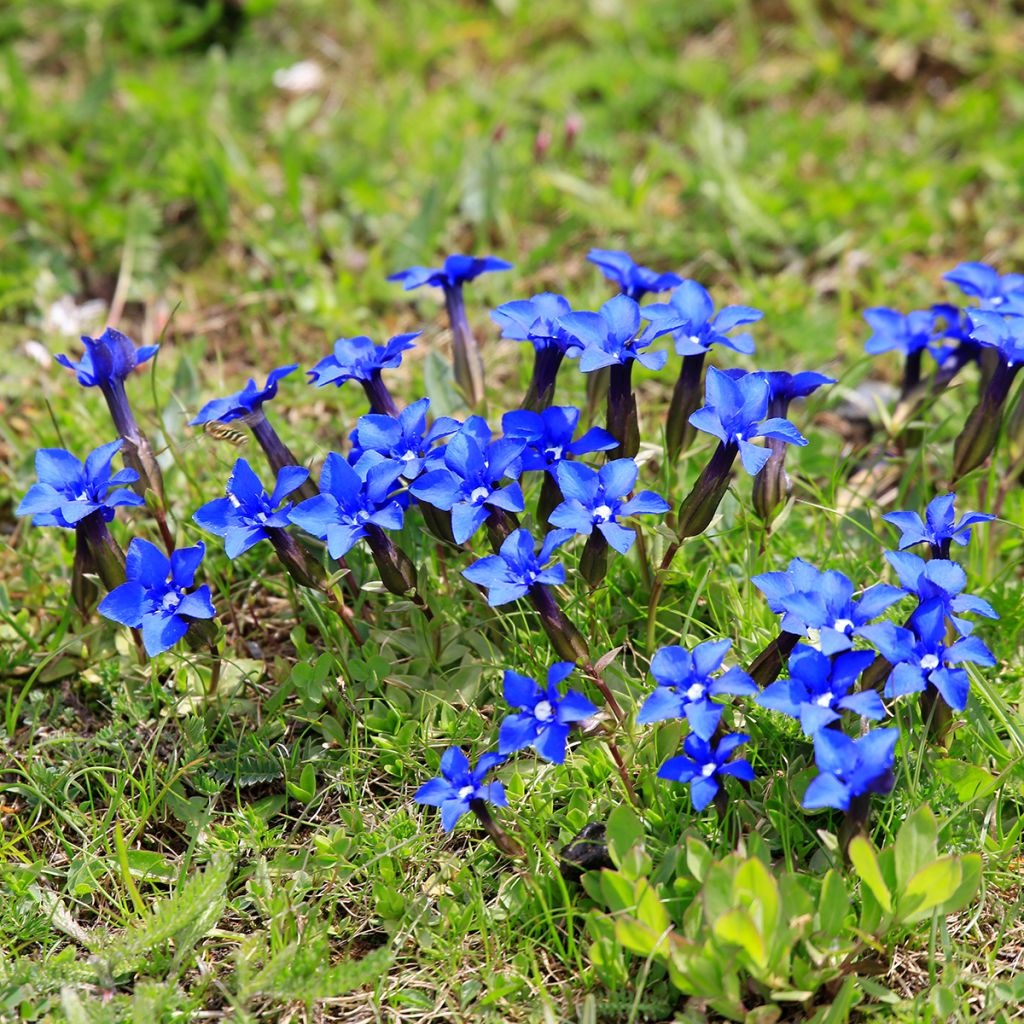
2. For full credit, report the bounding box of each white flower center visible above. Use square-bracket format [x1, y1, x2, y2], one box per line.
[546, 445, 564, 461]
[992, 296, 1004, 307]
[593, 504, 613, 522]
[735, 432, 746, 442]
[228, 493, 242, 508]
[400, 450, 416, 462]
[920, 653, 940, 671]
[75, 488, 91, 502]
[256, 511, 269, 524]
[534, 700, 554, 722]
[701, 762, 717, 778]
[162, 591, 181, 612]
[355, 509, 369, 523]
[833, 618, 854, 634]
[471, 486, 491, 504]
[688, 334, 702, 345]
[815, 692, 833, 707]
[685, 683, 705, 702]
[457, 785, 475, 800]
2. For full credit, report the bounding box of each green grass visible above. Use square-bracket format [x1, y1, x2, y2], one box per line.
[2, 1, 1024, 1021]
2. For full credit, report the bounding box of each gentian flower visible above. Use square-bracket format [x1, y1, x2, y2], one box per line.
[586, 248, 682, 301]
[637, 639, 758, 740]
[410, 418, 525, 544]
[389, 255, 512, 408]
[307, 333, 418, 416]
[501, 406, 617, 473]
[191, 366, 297, 424]
[944, 262, 1024, 313]
[498, 662, 598, 764]
[350, 398, 460, 481]
[756, 645, 884, 736]
[761, 371, 835, 417]
[802, 728, 899, 812]
[462, 527, 571, 607]
[642, 280, 763, 462]
[883, 551, 998, 636]
[492, 293, 581, 410]
[882, 493, 993, 559]
[864, 306, 964, 365]
[55, 327, 164, 499]
[414, 748, 507, 833]
[657, 733, 754, 812]
[861, 601, 996, 713]
[98, 539, 215, 656]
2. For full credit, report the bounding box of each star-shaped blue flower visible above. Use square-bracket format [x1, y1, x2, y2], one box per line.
[491, 293, 580, 355]
[497, 662, 598, 764]
[56, 328, 159, 388]
[637, 639, 758, 739]
[557, 295, 671, 372]
[461, 527, 572, 606]
[414, 748, 507, 833]
[409, 418, 525, 544]
[760, 370, 835, 413]
[17, 440, 144, 527]
[967, 311, 1024, 366]
[190, 366, 298, 425]
[643, 280, 762, 357]
[861, 600, 995, 713]
[883, 493, 993, 558]
[350, 398, 460, 481]
[586, 249, 682, 301]
[945, 262, 1024, 313]
[756, 645, 884, 736]
[388, 255, 512, 292]
[549, 459, 669, 554]
[192, 458, 309, 558]
[307, 333, 419, 387]
[802, 728, 899, 812]
[98, 539, 216, 656]
[752, 557, 826, 620]
[863, 305, 966, 364]
[657, 733, 754, 812]
[500, 406, 617, 473]
[289, 453, 405, 559]
[688, 367, 808, 474]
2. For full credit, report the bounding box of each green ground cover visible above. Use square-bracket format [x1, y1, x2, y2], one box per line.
[2, 1, 1024, 1021]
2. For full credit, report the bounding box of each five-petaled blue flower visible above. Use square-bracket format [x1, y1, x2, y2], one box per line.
[967, 311, 1024, 366]
[761, 370, 835, 413]
[98, 538, 216, 656]
[945, 262, 1024, 313]
[190, 366, 297, 425]
[192, 458, 309, 558]
[586, 249, 682, 300]
[350, 398, 460, 481]
[861, 600, 996, 713]
[501, 406, 617, 472]
[863, 306, 966, 363]
[884, 550, 998, 637]
[883, 493, 993, 558]
[549, 459, 669, 554]
[643, 280, 762, 356]
[307, 333, 419, 387]
[56, 328, 159, 388]
[752, 557, 826, 622]
[497, 662, 598, 764]
[658, 733, 754, 812]
[461, 527, 573, 606]
[689, 367, 808, 474]
[289, 453, 405, 558]
[409, 418, 525, 543]
[491, 293, 580, 355]
[802, 728, 899, 812]
[414, 748, 507, 833]
[637, 639, 758, 740]
[557, 295, 672, 372]
[17, 440, 144, 527]
[756, 645, 885, 736]
[388, 255, 512, 291]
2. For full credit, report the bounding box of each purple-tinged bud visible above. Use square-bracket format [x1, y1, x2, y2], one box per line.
[244, 411, 318, 501]
[607, 363, 640, 459]
[579, 531, 608, 590]
[77, 510, 127, 590]
[752, 437, 789, 523]
[364, 525, 419, 598]
[675, 441, 738, 539]
[522, 346, 565, 413]
[529, 582, 589, 664]
[444, 285, 485, 408]
[665, 353, 706, 462]
[953, 359, 1022, 480]
[746, 630, 800, 688]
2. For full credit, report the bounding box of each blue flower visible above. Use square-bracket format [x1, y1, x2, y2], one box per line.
[17, 440, 144, 527]
[500, 406, 617, 472]
[643, 280, 762, 357]
[967, 311, 1024, 366]
[491, 293, 580, 355]
[586, 249, 682, 301]
[882, 493, 993, 558]
[688, 367, 807, 474]
[557, 295, 671, 372]
[756, 645, 884, 736]
[884, 551, 998, 636]
[863, 306, 965, 363]
[497, 662, 598, 764]
[409, 418, 525, 544]
[752, 558, 826, 618]
[548, 459, 669, 554]
[388, 255, 512, 291]
[945, 262, 1024, 313]
[56, 328, 159, 388]
[190, 366, 298, 425]
[802, 728, 899, 812]
[657, 733, 754, 812]
[761, 567, 906, 656]
[760, 371, 835, 415]
[350, 398, 460, 481]
[414, 748, 507, 833]
[861, 601, 995, 713]
[637, 639, 758, 740]
[98, 539, 216, 656]
[192, 458, 309, 558]
[461, 527, 572, 606]
[289, 453, 405, 559]
[307, 333, 418, 387]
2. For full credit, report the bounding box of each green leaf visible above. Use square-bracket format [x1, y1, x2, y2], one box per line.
[733, 857, 780, 945]
[848, 836, 892, 914]
[816, 869, 849, 939]
[614, 915, 670, 958]
[685, 834, 712, 883]
[606, 804, 645, 869]
[934, 758, 998, 803]
[634, 878, 670, 934]
[937, 853, 981, 917]
[894, 805, 939, 892]
[899, 856, 962, 924]
[714, 907, 768, 971]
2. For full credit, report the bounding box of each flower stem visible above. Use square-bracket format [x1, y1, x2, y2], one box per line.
[78, 511, 127, 590]
[529, 583, 590, 665]
[469, 800, 524, 858]
[605, 737, 640, 807]
[665, 353, 705, 463]
[746, 630, 800, 688]
[445, 285, 485, 409]
[607, 362, 639, 458]
[247, 411, 319, 501]
[361, 372, 400, 417]
[522, 347, 564, 412]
